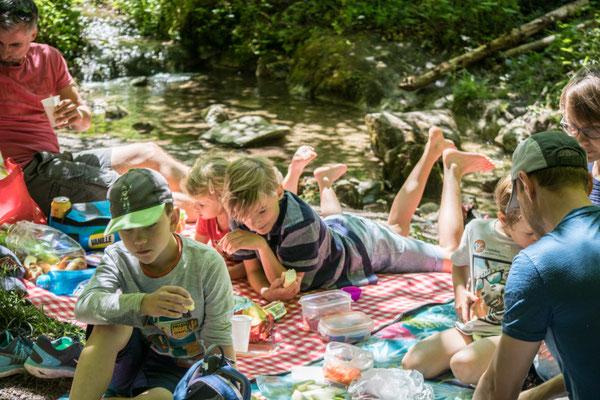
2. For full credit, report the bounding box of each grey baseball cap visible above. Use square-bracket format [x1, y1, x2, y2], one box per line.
[104, 168, 173, 236]
[506, 131, 587, 212]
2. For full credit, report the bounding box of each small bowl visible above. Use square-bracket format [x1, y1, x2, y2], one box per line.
[341, 286, 362, 302]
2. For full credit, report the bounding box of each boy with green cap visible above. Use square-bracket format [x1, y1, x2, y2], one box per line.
[474, 131, 600, 400]
[71, 168, 235, 400]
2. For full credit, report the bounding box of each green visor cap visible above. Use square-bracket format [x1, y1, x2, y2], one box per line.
[104, 203, 166, 236]
[104, 168, 174, 236]
[506, 131, 587, 212]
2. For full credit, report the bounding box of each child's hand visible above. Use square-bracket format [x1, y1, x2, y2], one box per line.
[454, 289, 479, 323]
[261, 276, 301, 301]
[221, 229, 266, 253]
[141, 286, 195, 318]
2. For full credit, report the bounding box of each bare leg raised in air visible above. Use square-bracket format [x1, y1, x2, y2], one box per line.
[314, 164, 348, 218]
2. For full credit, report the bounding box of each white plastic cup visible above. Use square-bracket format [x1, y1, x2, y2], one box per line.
[41, 95, 61, 127]
[230, 314, 252, 353]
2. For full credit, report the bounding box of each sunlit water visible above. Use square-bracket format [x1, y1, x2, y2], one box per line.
[80, 72, 382, 181]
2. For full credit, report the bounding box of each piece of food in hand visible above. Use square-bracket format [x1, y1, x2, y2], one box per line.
[283, 269, 297, 288]
[186, 298, 195, 311]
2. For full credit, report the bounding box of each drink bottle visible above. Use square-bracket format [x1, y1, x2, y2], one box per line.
[36, 268, 95, 296]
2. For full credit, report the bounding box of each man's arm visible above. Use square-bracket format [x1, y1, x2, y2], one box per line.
[474, 334, 541, 400]
[518, 374, 566, 400]
[56, 84, 92, 131]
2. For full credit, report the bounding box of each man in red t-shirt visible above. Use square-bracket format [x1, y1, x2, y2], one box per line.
[0, 0, 195, 219]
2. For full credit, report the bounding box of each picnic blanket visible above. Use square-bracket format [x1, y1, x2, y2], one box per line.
[254, 302, 475, 400]
[25, 280, 84, 328]
[233, 273, 453, 379]
[24, 271, 454, 380]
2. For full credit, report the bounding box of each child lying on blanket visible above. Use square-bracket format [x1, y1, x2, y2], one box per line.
[219, 127, 495, 301]
[183, 146, 316, 280]
[71, 168, 234, 400]
[401, 175, 537, 386]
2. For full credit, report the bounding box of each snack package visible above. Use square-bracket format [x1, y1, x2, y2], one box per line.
[0, 221, 86, 281]
[236, 303, 274, 343]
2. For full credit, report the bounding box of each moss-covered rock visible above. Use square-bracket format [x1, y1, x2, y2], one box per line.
[288, 31, 427, 109]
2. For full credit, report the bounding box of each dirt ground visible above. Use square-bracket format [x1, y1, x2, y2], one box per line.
[0, 374, 71, 399]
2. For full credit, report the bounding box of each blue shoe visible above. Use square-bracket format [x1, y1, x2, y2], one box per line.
[0, 330, 34, 378]
[24, 335, 83, 378]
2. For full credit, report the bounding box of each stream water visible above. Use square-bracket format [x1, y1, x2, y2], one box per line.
[79, 72, 382, 180]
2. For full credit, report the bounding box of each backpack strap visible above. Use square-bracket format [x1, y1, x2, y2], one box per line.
[195, 374, 245, 399]
[217, 366, 251, 400]
[172, 360, 205, 400]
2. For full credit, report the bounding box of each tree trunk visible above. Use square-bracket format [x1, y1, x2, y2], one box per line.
[500, 19, 597, 57]
[398, 0, 589, 91]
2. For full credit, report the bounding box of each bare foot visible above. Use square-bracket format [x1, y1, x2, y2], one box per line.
[424, 126, 456, 159]
[289, 145, 317, 174]
[314, 164, 348, 187]
[442, 148, 495, 178]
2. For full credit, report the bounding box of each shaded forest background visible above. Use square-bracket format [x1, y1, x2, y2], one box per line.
[35, 0, 600, 111]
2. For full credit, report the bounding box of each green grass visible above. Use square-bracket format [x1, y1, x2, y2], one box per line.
[0, 289, 85, 341]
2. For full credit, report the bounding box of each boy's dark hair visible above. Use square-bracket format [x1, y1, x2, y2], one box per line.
[0, 0, 38, 31]
[164, 203, 174, 215]
[527, 166, 589, 192]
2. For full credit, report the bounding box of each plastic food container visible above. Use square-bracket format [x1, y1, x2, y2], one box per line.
[323, 342, 374, 386]
[298, 290, 352, 331]
[317, 311, 374, 343]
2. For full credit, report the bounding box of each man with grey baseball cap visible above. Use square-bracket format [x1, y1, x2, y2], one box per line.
[474, 131, 600, 400]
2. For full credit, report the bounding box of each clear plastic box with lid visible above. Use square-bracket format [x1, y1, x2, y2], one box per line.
[298, 290, 352, 331]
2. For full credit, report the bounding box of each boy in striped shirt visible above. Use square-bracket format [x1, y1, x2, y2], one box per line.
[220, 127, 494, 301]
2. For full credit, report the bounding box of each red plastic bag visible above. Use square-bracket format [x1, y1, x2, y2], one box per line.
[0, 158, 47, 225]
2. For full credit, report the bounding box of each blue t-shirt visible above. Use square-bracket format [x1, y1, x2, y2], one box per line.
[230, 191, 376, 290]
[502, 206, 600, 399]
[588, 162, 600, 206]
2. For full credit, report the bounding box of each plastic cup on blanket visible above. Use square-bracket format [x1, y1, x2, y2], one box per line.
[231, 315, 252, 353]
[41, 95, 61, 127]
[341, 286, 362, 302]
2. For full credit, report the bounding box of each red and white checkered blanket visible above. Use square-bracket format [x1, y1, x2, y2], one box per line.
[25, 280, 83, 328]
[25, 272, 453, 380]
[232, 273, 453, 379]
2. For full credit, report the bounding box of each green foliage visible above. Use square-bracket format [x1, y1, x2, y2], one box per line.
[34, 0, 84, 60]
[496, 2, 600, 108]
[451, 70, 493, 110]
[111, 0, 194, 39]
[0, 288, 85, 340]
[114, 0, 532, 68]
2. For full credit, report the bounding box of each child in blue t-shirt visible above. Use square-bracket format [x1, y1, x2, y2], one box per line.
[220, 127, 495, 301]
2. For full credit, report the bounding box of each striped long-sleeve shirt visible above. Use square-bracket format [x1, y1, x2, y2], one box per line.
[230, 191, 376, 290]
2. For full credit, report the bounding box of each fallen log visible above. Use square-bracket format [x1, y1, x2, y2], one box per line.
[398, 0, 589, 91]
[500, 19, 597, 57]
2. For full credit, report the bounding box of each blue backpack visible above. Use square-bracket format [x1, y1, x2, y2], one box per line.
[172, 345, 251, 400]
